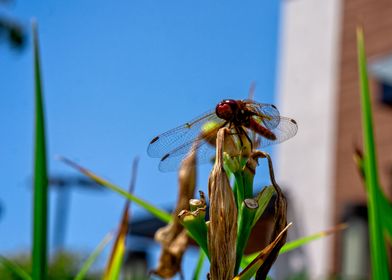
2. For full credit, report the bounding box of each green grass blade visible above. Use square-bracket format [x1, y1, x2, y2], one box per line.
[31, 21, 48, 280]
[191, 249, 206, 280]
[280, 224, 346, 254]
[103, 209, 128, 280]
[60, 157, 172, 223]
[380, 191, 392, 237]
[0, 256, 32, 280]
[75, 233, 113, 280]
[353, 149, 392, 237]
[357, 27, 390, 279]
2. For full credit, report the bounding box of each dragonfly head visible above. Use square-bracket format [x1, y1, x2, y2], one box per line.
[215, 99, 238, 121]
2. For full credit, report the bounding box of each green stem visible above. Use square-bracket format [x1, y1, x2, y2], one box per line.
[233, 172, 245, 207]
[242, 166, 255, 199]
[235, 199, 257, 274]
[180, 212, 209, 260]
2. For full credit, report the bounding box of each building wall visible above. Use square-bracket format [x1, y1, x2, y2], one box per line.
[276, 0, 342, 277]
[333, 0, 392, 273]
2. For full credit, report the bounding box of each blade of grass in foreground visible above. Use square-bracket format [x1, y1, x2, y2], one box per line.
[103, 205, 129, 280]
[240, 224, 347, 268]
[103, 158, 138, 280]
[0, 256, 32, 280]
[353, 148, 392, 236]
[75, 233, 113, 280]
[31, 21, 48, 280]
[192, 249, 206, 280]
[60, 157, 172, 223]
[357, 27, 390, 279]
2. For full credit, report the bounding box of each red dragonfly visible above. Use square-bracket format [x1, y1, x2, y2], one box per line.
[148, 99, 298, 172]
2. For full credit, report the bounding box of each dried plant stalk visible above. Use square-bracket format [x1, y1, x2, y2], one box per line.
[208, 128, 238, 280]
[152, 145, 197, 278]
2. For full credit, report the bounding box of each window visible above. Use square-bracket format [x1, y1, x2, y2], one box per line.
[369, 54, 392, 106]
[380, 82, 392, 106]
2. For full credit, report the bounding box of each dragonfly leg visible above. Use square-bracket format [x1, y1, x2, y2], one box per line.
[236, 126, 253, 152]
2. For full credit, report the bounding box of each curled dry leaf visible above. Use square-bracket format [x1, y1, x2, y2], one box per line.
[189, 191, 207, 211]
[208, 128, 238, 280]
[246, 151, 288, 280]
[152, 145, 197, 278]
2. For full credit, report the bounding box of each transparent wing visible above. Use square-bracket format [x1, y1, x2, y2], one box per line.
[252, 116, 298, 148]
[243, 100, 281, 129]
[147, 109, 224, 158]
[158, 133, 218, 172]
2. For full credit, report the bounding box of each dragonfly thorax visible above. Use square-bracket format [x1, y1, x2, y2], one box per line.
[215, 99, 251, 125]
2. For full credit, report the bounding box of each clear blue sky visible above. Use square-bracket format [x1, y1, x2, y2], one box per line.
[0, 0, 281, 271]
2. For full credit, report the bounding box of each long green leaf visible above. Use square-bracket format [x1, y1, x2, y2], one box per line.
[75, 233, 113, 280]
[0, 256, 32, 280]
[60, 157, 171, 223]
[357, 27, 390, 279]
[32, 21, 48, 280]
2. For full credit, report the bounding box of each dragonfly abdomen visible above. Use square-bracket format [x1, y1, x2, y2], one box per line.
[248, 118, 276, 140]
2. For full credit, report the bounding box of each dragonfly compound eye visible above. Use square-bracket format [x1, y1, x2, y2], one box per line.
[216, 99, 237, 121]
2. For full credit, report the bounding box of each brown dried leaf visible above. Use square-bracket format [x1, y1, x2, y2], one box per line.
[234, 223, 292, 280]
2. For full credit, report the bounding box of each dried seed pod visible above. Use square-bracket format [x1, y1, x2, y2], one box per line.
[208, 128, 238, 280]
[152, 145, 197, 278]
[152, 230, 189, 279]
